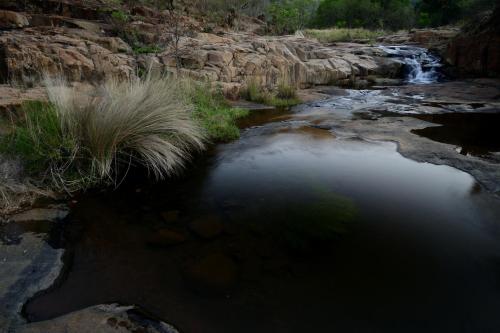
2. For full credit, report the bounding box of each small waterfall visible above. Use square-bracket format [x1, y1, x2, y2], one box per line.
[379, 45, 443, 84]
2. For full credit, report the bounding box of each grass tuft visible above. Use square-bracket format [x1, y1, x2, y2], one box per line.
[305, 28, 386, 43]
[189, 83, 249, 142]
[2, 75, 206, 192]
[240, 79, 301, 108]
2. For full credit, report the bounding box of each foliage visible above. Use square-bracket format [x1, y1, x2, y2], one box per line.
[1, 75, 206, 191]
[268, 0, 319, 34]
[132, 45, 163, 54]
[111, 10, 129, 23]
[415, 0, 498, 27]
[190, 83, 249, 142]
[241, 79, 301, 107]
[305, 28, 386, 42]
[313, 0, 414, 30]
[312, 0, 497, 30]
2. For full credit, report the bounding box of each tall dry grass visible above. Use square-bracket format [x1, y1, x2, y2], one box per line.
[3, 74, 206, 192]
[305, 28, 386, 43]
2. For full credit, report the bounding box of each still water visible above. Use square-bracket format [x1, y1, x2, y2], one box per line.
[25, 104, 500, 332]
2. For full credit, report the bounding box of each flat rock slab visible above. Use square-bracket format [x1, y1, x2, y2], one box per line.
[15, 304, 179, 333]
[0, 231, 64, 331]
[8, 208, 69, 223]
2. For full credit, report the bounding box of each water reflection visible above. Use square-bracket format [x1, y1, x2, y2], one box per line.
[25, 118, 500, 333]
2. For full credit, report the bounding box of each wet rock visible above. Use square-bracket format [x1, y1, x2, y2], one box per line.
[15, 304, 179, 333]
[147, 229, 186, 246]
[189, 215, 224, 239]
[183, 253, 237, 294]
[8, 208, 69, 223]
[0, 232, 64, 330]
[369, 78, 403, 86]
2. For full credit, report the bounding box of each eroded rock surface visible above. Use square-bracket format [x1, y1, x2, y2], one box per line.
[15, 304, 179, 333]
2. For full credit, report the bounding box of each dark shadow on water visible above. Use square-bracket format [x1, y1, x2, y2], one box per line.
[23, 124, 500, 333]
[411, 113, 500, 157]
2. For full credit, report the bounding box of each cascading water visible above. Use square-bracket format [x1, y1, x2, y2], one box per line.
[379, 45, 443, 84]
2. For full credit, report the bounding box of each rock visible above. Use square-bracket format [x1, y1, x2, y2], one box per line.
[8, 208, 69, 222]
[0, 230, 64, 330]
[369, 77, 404, 86]
[189, 215, 224, 239]
[0, 10, 29, 29]
[147, 229, 186, 246]
[183, 253, 237, 294]
[0, 27, 136, 83]
[446, 6, 500, 78]
[0, 86, 47, 113]
[15, 304, 179, 333]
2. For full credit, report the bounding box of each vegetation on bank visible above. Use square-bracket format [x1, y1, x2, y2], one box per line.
[181, 0, 497, 33]
[0, 75, 249, 193]
[190, 84, 249, 141]
[99, 0, 498, 38]
[241, 79, 301, 107]
[304, 28, 386, 43]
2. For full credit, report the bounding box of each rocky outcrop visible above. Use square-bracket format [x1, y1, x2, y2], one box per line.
[377, 28, 459, 54]
[445, 6, 500, 78]
[0, 3, 405, 99]
[142, 34, 403, 98]
[0, 86, 46, 113]
[0, 27, 135, 83]
[0, 10, 30, 29]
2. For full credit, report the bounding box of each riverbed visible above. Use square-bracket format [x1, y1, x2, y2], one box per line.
[19, 75, 500, 333]
[3, 45, 500, 332]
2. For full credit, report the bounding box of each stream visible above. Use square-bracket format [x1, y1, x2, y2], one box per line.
[22, 48, 500, 332]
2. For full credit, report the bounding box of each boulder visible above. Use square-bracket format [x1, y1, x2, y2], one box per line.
[0, 10, 29, 29]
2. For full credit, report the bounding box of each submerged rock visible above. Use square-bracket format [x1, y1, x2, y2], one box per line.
[147, 228, 187, 247]
[183, 253, 237, 294]
[160, 210, 180, 223]
[189, 215, 224, 239]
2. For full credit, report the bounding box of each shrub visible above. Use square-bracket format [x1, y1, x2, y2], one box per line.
[111, 10, 129, 23]
[189, 82, 249, 141]
[2, 75, 205, 191]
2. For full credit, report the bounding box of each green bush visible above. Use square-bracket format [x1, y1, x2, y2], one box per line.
[268, 0, 320, 34]
[111, 10, 129, 23]
[190, 83, 249, 142]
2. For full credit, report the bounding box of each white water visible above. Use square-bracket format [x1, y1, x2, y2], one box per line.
[379, 45, 443, 84]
